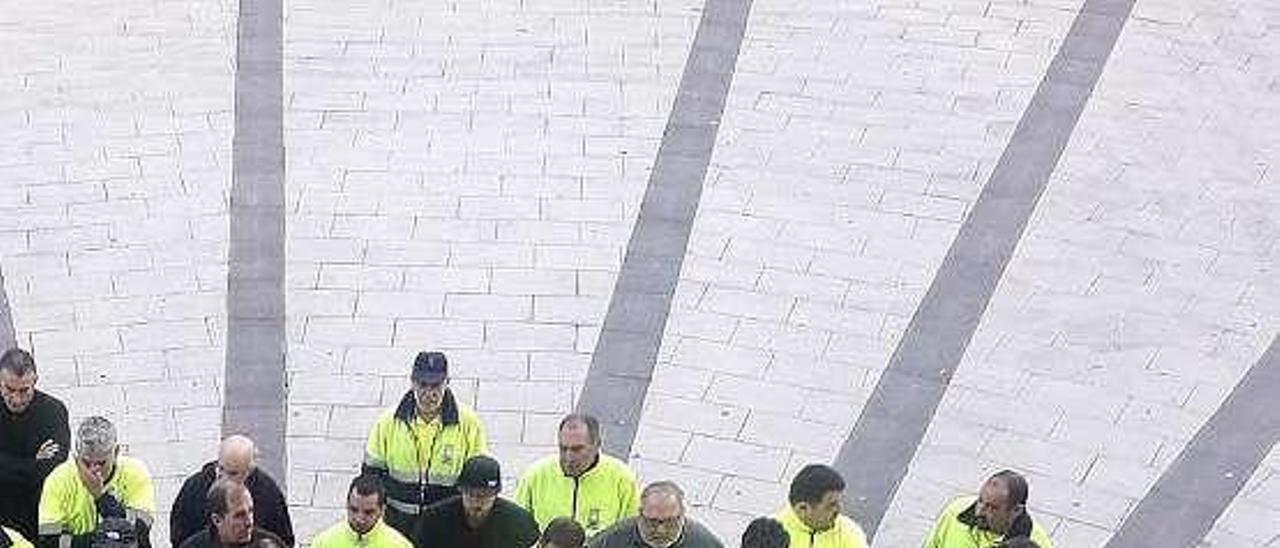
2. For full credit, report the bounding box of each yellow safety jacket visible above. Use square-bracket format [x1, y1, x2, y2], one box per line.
[310, 519, 411, 548]
[514, 454, 639, 538]
[924, 497, 1055, 548]
[362, 390, 488, 516]
[776, 506, 868, 548]
[37, 456, 156, 537]
[2, 526, 34, 548]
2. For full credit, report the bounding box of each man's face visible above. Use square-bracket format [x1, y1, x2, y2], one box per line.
[558, 423, 598, 477]
[413, 379, 447, 417]
[346, 491, 383, 536]
[461, 487, 498, 527]
[78, 448, 118, 480]
[214, 489, 255, 544]
[796, 490, 843, 532]
[637, 493, 684, 548]
[975, 479, 1015, 534]
[0, 369, 37, 414]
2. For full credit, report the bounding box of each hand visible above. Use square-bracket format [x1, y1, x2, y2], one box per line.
[75, 458, 107, 498]
[36, 439, 60, 460]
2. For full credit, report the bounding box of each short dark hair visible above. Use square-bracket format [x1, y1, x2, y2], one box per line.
[558, 414, 601, 446]
[741, 517, 789, 548]
[540, 517, 586, 548]
[990, 470, 1029, 507]
[998, 538, 1040, 548]
[0, 348, 36, 376]
[207, 480, 247, 518]
[349, 474, 385, 505]
[788, 464, 845, 505]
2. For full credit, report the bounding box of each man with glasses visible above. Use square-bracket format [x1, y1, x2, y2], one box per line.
[0, 348, 70, 542]
[169, 436, 293, 547]
[588, 482, 722, 548]
[37, 416, 155, 548]
[363, 352, 488, 537]
[413, 455, 539, 548]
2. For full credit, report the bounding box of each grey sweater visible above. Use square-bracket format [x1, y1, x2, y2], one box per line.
[588, 517, 724, 548]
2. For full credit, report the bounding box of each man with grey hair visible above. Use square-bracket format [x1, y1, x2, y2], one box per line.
[169, 436, 293, 547]
[0, 348, 70, 541]
[37, 416, 155, 548]
[588, 482, 722, 548]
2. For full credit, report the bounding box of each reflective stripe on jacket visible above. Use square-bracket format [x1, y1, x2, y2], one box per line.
[361, 389, 488, 515]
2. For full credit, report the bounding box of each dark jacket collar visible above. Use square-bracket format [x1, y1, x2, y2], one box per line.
[394, 388, 460, 426]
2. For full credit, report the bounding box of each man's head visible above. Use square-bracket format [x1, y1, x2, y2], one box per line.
[788, 464, 845, 532]
[741, 517, 789, 548]
[457, 455, 502, 528]
[217, 435, 257, 484]
[411, 351, 448, 418]
[209, 479, 255, 545]
[76, 416, 119, 479]
[637, 481, 685, 548]
[539, 517, 586, 548]
[557, 414, 600, 477]
[0, 348, 38, 414]
[345, 474, 385, 536]
[975, 470, 1029, 535]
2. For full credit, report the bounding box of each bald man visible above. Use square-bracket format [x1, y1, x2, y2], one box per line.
[170, 436, 293, 547]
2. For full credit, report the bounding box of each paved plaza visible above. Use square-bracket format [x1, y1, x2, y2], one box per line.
[2, 0, 1278, 546]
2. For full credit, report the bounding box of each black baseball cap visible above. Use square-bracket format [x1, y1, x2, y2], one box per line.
[457, 455, 501, 491]
[412, 351, 448, 384]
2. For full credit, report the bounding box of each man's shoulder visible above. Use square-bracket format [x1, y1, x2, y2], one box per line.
[178, 529, 213, 548]
[834, 515, 868, 544]
[588, 517, 638, 546]
[43, 460, 78, 487]
[681, 519, 725, 547]
[178, 463, 216, 490]
[115, 456, 153, 479]
[247, 468, 285, 499]
[940, 496, 977, 520]
[588, 455, 635, 482]
[32, 391, 68, 417]
[251, 528, 285, 544]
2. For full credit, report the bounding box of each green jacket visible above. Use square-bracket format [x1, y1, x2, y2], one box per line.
[515, 454, 640, 538]
[776, 507, 868, 548]
[924, 497, 1054, 548]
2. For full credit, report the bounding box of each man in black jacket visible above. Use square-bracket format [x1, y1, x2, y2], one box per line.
[177, 481, 283, 548]
[414, 455, 539, 548]
[170, 436, 292, 547]
[0, 348, 70, 541]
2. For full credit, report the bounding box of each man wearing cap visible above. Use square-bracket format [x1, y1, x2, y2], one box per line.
[362, 352, 488, 538]
[412, 455, 539, 548]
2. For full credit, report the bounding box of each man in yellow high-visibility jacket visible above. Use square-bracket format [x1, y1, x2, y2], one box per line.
[923, 471, 1054, 548]
[515, 414, 639, 538]
[362, 352, 488, 538]
[310, 475, 411, 548]
[775, 464, 867, 548]
[37, 416, 155, 548]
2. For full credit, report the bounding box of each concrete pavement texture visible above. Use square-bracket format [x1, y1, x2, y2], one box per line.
[2, 0, 1278, 546]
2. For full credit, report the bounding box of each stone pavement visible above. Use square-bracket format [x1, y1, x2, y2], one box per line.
[2, 0, 1278, 546]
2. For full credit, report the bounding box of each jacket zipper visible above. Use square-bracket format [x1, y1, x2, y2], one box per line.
[571, 476, 581, 521]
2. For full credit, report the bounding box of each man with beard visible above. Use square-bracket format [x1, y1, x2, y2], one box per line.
[588, 482, 721, 548]
[362, 352, 488, 537]
[0, 349, 70, 541]
[515, 414, 639, 538]
[170, 436, 293, 547]
[923, 471, 1054, 548]
[775, 465, 866, 548]
[311, 475, 411, 548]
[414, 455, 539, 548]
[177, 481, 283, 548]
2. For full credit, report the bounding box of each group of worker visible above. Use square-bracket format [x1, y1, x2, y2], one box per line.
[2, 346, 1056, 548]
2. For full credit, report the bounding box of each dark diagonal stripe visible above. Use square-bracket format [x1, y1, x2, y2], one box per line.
[577, 0, 754, 458]
[224, 0, 287, 482]
[834, 0, 1136, 536]
[0, 267, 15, 350]
[1106, 335, 1280, 547]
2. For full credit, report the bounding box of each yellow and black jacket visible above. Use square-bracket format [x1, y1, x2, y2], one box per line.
[361, 389, 487, 530]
